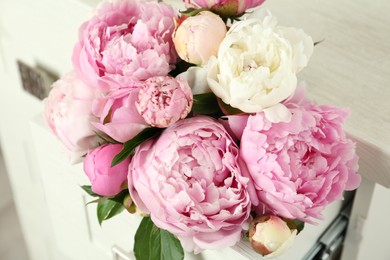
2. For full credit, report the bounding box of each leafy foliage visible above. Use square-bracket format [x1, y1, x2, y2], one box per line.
[81, 185, 100, 197]
[97, 199, 125, 225]
[192, 92, 221, 115]
[218, 98, 244, 115]
[284, 218, 305, 234]
[134, 217, 184, 260]
[81, 186, 130, 225]
[111, 127, 161, 167]
[179, 7, 209, 17]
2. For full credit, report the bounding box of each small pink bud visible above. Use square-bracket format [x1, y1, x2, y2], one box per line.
[136, 76, 193, 128]
[83, 144, 130, 197]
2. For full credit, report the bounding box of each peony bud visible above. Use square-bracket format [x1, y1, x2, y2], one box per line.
[249, 215, 297, 259]
[83, 144, 130, 197]
[185, 0, 266, 17]
[136, 76, 193, 128]
[173, 11, 227, 65]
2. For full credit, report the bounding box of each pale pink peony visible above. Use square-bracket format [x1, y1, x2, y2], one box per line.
[136, 76, 193, 128]
[173, 11, 227, 65]
[44, 71, 101, 162]
[72, 0, 178, 90]
[92, 87, 148, 143]
[185, 0, 266, 16]
[128, 116, 251, 253]
[226, 84, 361, 222]
[84, 144, 130, 197]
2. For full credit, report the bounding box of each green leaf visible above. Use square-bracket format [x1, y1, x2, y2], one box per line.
[284, 218, 305, 234]
[108, 189, 129, 204]
[179, 7, 209, 17]
[82, 186, 130, 224]
[292, 219, 305, 234]
[134, 217, 184, 260]
[81, 185, 100, 197]
[111, 127, 161, 167]
[86, 197, 105, 205]
[160, 229, 184, 260]
[97, 199, 124, 225]
[192, 93, 221, 115]
[106, 203, 125, 220]
[217, 98, 244, 115]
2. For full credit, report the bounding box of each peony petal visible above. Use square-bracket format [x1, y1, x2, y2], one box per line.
[263, 103, 292, 123]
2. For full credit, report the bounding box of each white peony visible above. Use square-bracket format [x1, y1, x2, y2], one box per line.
[207, 10, 313, 122]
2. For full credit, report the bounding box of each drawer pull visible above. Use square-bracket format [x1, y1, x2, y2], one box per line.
[17, 60, 57, 100]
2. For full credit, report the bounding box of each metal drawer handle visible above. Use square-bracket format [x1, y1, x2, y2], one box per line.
[17, 60, 57, 100]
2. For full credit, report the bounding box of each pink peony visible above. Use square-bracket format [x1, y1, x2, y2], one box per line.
[92, 87, 148, 143]
[84, 144, 130, 197]
[44, 71, 101, 162]
[128, 116, 251, 253]
[185, 0, 266, 16]
[228, 84, 361, 222]
[72, 0, 178, 90]
[136, 76, 193, 128]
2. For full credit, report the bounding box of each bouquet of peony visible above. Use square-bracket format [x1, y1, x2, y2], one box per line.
[44, 0, 361, 258]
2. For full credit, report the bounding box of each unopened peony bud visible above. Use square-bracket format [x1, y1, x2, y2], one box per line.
[136, 76, 193, 128]
[83, 144, 130, 197]
[186, 0, 266, 17]
[249, 215, 297, 259]
[173, 11, 227, 65]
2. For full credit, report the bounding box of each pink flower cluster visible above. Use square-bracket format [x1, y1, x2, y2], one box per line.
[44, 0, 361, 257]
